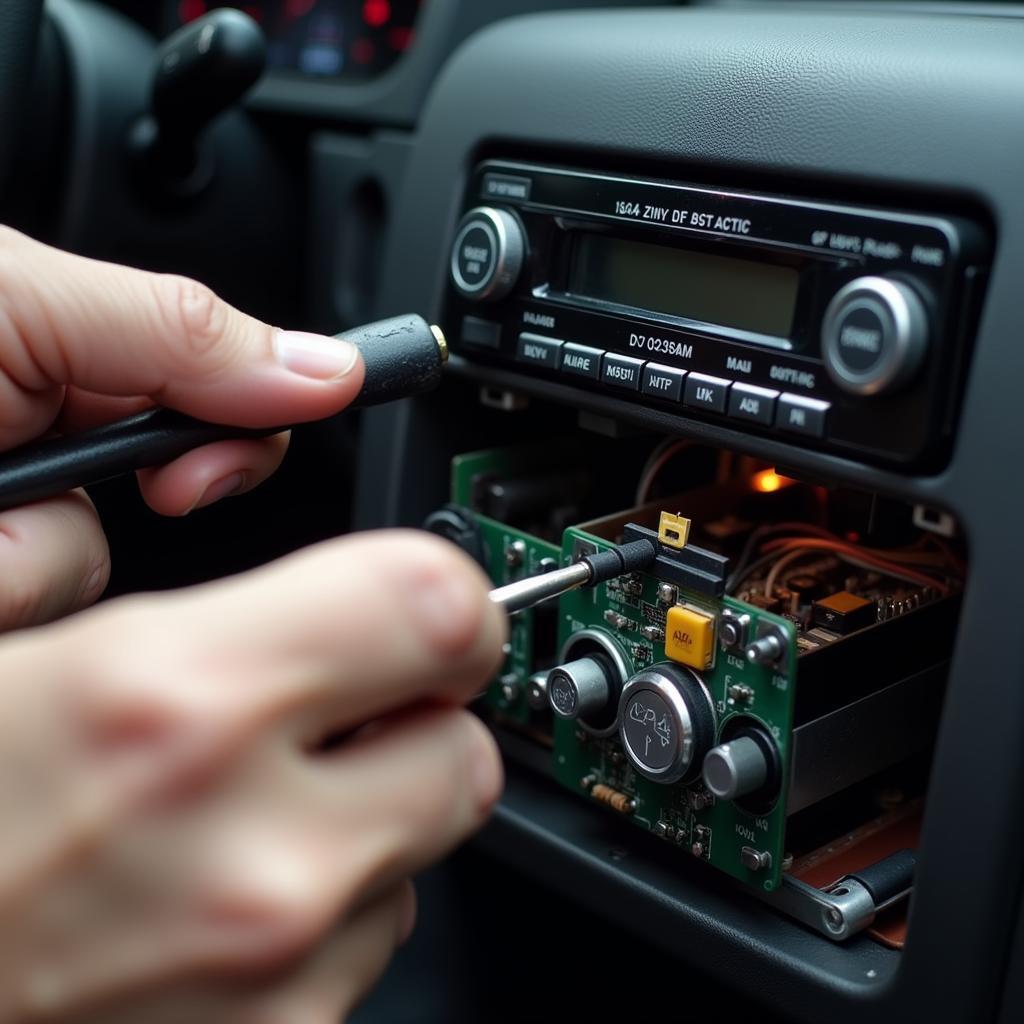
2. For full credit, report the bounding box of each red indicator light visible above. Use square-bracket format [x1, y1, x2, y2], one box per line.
[388, 26, 414, 51]
[351, 37, 376, 64]
[178, 0, 207, 23]
[363, 0, 391, 28]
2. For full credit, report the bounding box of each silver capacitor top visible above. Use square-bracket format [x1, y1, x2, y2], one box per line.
[702, 735, 770, 801]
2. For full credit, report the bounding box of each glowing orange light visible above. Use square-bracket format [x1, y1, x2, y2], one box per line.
[752, 469, 794, 493]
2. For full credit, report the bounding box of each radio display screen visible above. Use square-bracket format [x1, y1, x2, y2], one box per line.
[567, 234, 799, 338]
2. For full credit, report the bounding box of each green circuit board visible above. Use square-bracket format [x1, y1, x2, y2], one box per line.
[451, 445, 798, 892]
[554, 527, 797, 892]
[452, 451, 561, 730]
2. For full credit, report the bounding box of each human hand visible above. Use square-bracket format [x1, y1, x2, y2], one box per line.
[0, 229, 506, 1021]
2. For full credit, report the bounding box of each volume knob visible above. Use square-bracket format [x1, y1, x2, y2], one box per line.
[449, 207, 525, 302]
[821, 276, 930, 396]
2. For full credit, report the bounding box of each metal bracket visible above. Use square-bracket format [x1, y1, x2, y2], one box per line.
[763, 873, 912, 942]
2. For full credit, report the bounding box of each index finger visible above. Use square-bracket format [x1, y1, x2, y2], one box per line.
[66, 531, 506, 743]
[0, 228, 364, 451]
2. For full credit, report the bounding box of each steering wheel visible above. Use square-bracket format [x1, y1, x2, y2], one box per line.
[0, 0, 44, 193]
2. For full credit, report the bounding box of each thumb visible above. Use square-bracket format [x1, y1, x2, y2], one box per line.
[0, 228, 364, 449]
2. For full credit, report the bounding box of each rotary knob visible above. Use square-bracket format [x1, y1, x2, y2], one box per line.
[820, 276, 930, 396]
[449, 206, 526, 302]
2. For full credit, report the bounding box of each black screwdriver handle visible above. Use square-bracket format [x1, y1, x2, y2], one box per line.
[0, 314, 447, 513]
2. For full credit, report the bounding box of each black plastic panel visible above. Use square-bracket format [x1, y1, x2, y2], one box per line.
[358, 7, 1024, 1023]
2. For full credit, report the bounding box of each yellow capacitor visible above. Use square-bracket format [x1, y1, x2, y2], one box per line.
[664, 605, 715, 670]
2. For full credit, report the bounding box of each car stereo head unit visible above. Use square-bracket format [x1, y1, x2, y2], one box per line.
[444, 161, 990, 468]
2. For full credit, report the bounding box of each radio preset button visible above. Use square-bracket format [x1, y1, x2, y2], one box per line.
[482, 172, 532, 202]
[821, 276, 930, 396]
[683, 372, 730, 414]
[642, 363, 686, 403]
[728, 383, 779, 426]
[601, 353, 645, 391]
[776, 393, 829, 438]
[450, 206, 525, 302]
[460, 316, 502, 350]
[516, 332, 563, 370]
[560, 343, 603, 380]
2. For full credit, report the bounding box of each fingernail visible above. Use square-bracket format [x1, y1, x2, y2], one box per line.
[192, 471, 246, 511]
[468, 718, 504, 812]
[274, 330, 359, 380]
[406, 568, 480, 657]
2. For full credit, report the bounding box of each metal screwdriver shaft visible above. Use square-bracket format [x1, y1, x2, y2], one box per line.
[489, 561, 592, 614]
[489, 537, 658, 614]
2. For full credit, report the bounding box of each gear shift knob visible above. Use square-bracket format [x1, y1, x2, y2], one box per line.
[129, 9, 266, 195]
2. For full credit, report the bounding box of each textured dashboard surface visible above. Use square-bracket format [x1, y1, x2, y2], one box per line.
[362, 8, 1024, 1023]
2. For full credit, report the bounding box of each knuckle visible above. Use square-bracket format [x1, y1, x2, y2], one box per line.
[390, 528, 480, 573]
[71, 602, 207, 745]
[201, 853, 332, 974]
[385, 710, 483, 827]
[151, 273, 234, 367]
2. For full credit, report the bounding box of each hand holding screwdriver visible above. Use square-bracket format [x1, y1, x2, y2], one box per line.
[0, 228, 505, 1020]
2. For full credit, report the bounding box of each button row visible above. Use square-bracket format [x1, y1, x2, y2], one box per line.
[513, 330, 828, 438]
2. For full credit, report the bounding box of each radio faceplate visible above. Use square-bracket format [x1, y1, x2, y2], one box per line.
[444, 161, 990, 467]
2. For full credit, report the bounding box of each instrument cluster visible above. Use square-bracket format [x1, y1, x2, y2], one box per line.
[165, 1, 423, 78]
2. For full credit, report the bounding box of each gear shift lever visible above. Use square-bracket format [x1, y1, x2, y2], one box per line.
[129, 9, 266, 197]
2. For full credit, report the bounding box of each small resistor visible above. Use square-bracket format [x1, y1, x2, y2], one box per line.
[603, 609, 631, 630]
[591, 783, 636, 814]
[727, 683, 754, 706]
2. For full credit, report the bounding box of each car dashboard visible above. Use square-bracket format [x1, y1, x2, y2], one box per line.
[15, 1, 1024, 1022]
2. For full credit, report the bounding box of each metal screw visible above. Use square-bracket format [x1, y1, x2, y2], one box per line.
[505, 539, 526, 567]
[499, 674, 520, 702]
[526, 671, 549, 711]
